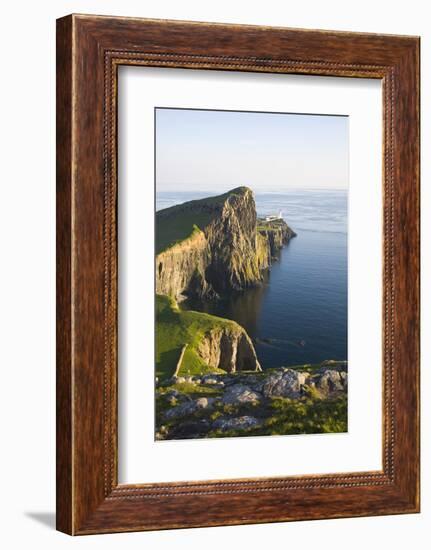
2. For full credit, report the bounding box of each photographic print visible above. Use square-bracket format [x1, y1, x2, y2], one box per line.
[155, 107, 348, 441]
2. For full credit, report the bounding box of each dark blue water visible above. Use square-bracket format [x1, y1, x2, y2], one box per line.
[156, 190, 348, 368]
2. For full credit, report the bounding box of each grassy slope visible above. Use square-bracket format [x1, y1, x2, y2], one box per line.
[156, 294, 239, 381]
[156, 187, 249, 254]
[156, 215, 211, 255]
[207, 395, 348, 438]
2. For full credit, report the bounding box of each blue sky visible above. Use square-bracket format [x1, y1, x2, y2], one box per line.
[155, 108, 349, 192]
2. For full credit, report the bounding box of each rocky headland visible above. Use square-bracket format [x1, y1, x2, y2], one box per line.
[156, 186, 296, 301]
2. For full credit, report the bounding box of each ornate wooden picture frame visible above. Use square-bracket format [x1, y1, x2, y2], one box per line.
[56, 14, 420, 535]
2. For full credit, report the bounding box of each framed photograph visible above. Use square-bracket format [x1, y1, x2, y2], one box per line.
[56, 14, 420, 535]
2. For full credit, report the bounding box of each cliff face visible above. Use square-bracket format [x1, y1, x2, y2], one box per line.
[156, 187, 295, 301]
[258, 218, 296, 257]
[155, 294, 262, 379]
[204, 188, 262, 294]
[197, 325, 262, 373]
[156, 228, 212, 299]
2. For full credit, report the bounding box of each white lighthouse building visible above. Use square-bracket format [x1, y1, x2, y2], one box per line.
[264, 211, 283, 222]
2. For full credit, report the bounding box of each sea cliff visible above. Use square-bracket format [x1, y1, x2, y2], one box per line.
[155, 187, 296, 301]
[156, 294, 261, 380]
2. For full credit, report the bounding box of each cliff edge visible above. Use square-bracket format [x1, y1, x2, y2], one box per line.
[156, 294, 261, 381]
[156, 187, 296, 301]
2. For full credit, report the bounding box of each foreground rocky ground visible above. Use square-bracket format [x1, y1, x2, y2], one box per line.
[155, 361, 348, 440]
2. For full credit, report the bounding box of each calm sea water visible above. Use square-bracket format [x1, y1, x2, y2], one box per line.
[156, 190, 348, 368]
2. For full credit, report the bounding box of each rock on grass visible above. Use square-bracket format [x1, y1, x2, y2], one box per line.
[164, 396, 215, 420]
[262, 368, 310, 398]
[222, 384, 262, 405]
[213, 415, 262, 431]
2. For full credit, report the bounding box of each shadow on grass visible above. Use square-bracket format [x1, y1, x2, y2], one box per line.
[156, 347, 183, 380]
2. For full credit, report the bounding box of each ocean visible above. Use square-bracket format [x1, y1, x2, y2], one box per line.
[156, 190, 348, 369]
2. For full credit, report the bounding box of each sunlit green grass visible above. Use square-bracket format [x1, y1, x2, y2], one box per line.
[156, 187, 251, 253]
[156, 294, 238, 381]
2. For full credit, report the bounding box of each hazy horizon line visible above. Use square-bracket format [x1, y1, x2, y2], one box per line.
[156, 186, 348, 193]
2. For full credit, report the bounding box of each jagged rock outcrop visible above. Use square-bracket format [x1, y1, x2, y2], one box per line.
[262, 369, 310, 398]
[203, 187, 263, 294]
[258, 218, 295, 257]
[197, 325, 262, 373]
[155, 187, 296, 301]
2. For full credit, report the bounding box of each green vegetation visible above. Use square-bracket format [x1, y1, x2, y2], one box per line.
[156, 187, 252, 253]
[156, 382, 223, 417]
[155, 383, 347, 438]
[161, 380, 222, 397]
[257, 224, 276, 232]
[156, 294, 238, 381]
[255, 394, 347, 436]
[257, 217, 289, 233]
[156, 212, 210, 254]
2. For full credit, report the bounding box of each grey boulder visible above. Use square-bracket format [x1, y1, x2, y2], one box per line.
[222, 384, 262, 405]
[262, 368, 309, 398]
[164, 397, 215, 420]
[213, 415, 261, 431]
[316, 370, 346, 394]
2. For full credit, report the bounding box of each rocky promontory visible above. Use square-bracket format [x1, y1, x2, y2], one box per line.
[156, 187, 296, 301]
[155, 294, 262, 382]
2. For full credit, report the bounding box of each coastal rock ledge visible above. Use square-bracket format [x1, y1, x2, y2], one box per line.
[156, 186, 296, 301]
